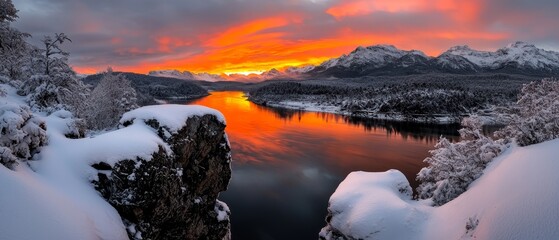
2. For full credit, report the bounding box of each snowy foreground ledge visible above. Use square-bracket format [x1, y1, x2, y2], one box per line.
[320, 139, 559, 240]
[121, 104, 226, 133]
[0, 102, 231, 239]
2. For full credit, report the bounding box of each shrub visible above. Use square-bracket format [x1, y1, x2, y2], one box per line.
[416, 117, 505, 206]
[0, 103, 47, 168]
[497, 78, 559, 146]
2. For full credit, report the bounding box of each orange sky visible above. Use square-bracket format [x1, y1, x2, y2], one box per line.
[14, 0, 559, 75]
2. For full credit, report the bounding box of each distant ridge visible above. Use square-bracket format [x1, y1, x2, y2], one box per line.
[149, 42, 559, 80]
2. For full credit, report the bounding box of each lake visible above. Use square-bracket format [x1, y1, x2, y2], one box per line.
[185, 91, 460, 240]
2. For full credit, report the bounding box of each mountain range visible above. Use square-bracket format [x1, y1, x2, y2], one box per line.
[149, 41, 559, 81]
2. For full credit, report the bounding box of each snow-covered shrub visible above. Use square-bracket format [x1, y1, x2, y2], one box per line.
[21, 73, 90, 114]
[49, 110, 86, 138]
[497, 78, 559, 146]
[85, 68, 138, 130]
[0, 103, 47, 168]
[417, 117, 505, 206]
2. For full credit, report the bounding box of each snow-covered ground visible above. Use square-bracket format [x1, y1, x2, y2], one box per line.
[320, 139, 559, 239]
[0, 84, 225, 239]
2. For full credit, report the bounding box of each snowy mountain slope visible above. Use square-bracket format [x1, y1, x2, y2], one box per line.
[309, 42, 559, 77]
[149, 70, 196, 79]
[433, 52, 481, 72]
[320, 139, 559, 240]
[443, 45, 496, 68]
[319, 45, 428, 69]
[443, 41, 559, 72]
[149, 70, 226, 82]
[150, 67, 310, 82]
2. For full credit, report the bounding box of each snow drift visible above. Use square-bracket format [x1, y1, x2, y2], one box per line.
[320, 139, 559, 239]
[0, 85, 232, 239]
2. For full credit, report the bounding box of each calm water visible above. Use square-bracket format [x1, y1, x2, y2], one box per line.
[185, 91, 460, 240]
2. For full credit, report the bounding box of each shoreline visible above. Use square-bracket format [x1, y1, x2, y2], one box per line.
[248, 96, 505, 125]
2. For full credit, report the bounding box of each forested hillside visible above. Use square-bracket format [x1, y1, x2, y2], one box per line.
[83, 72, 208, 105]
[249, 74, 538, 122]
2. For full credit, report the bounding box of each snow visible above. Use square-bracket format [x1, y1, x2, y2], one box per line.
[435, 52, 479, 70]
[215, 200, 230, 222]
[10, 113, 170, 239]
[42, 115, 169, 167]
[120, 104, 226, 133]
[0, 165, 100, 240]
[321, 139, 559, 239]
[0, 84, 25, 106]
[321, 170, 428, 239]
[320, 44, 428, 69]
[444, 41, 559, 70]
[149, 70, 227, 82]
[1, 86, 231, 239]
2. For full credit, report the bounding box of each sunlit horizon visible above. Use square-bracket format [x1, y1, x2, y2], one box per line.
[12, 0, 559, 75]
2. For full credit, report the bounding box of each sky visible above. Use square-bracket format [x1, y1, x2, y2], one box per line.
[11, 0, 559, 75]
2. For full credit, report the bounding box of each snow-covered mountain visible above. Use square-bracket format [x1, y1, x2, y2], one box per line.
[319, 45, 428, 69]
[434, 52, 481, 72]
[148, 70, 227, 82]
[308, 45, 431, 77]
[149, 42, 559, 81]
[310, 41, 559, 77]
[441, 41, 559, 73]
[149, 67, 309, 82]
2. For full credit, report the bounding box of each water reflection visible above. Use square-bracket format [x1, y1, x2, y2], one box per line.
[254, 104, 461, 144]
[184, 91, 460, 240]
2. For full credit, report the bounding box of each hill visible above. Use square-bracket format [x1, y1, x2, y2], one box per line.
[82, 72, 208, 105]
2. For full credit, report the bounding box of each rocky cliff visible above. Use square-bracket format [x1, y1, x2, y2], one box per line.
[93, 105, 232, 240]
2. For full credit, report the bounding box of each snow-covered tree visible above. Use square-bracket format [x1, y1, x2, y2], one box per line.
[85, 68, 138, 130]
[37, 33, 72, 76]
[497, 78, 559, 146]
[0, 0, 32, 80]
[0, 0, 17, 23]
[0, 102, 47, 169]
[0, 28, 31, 79]
[417, 117, 505, 206]
[20, 73, 90, 115]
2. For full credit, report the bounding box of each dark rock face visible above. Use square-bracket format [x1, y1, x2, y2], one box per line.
[93, 114, 232, 240]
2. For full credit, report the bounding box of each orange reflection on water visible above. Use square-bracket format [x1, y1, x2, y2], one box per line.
[188, 91, 460, 240]
[187, 91, 458, 179]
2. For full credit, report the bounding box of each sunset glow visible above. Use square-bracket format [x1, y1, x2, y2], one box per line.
[12, 0, 559, 75]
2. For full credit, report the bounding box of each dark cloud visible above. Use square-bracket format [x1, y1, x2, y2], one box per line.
[10, 0, 559, 74]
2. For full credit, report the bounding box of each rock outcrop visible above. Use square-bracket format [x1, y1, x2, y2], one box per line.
[93, 108, 232, 240]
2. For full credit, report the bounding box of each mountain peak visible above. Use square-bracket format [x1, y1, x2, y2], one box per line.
[151, 41, 559, 80]
[506, 41, 536, 49]
[351, 44, 398, 54]
[447, 45, 474, 52]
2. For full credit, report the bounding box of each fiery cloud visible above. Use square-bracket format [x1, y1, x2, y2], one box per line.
[12, 0, 559, 76]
